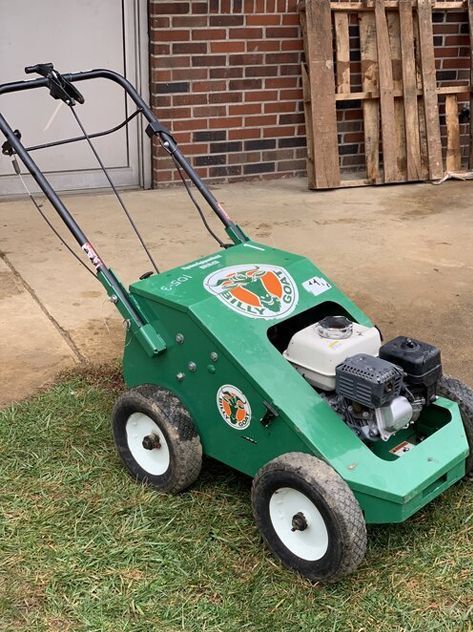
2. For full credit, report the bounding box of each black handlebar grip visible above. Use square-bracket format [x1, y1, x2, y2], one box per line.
[25, 65, 40, 74]
[24, 63, 53, 76]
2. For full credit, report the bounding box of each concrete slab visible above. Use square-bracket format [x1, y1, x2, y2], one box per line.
[0, 257, 76, 406]
[0, 177, 472, 405]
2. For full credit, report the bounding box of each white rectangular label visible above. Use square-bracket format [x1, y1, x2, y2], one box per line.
[302, 276, 332, 297]
[181, 254, 221, 271]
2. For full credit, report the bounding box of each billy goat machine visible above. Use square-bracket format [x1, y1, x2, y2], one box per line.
[1, 65, 472, 583]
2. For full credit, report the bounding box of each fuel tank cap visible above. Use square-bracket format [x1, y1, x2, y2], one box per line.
[316, 315, 353, 340]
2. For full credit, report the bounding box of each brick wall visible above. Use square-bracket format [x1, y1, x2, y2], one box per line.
[149, 0, 306, 185]
[435, 11, 470, 167]
[149, 1, 471, 187]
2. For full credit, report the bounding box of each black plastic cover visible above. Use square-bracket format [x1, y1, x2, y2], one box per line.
[335, 354, 404, 408]
[379, 336, 442, 389]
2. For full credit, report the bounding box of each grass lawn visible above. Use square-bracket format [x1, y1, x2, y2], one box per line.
[0, 366, 472, 631]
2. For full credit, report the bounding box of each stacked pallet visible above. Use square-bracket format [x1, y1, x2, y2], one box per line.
[299, 0, 473, 189]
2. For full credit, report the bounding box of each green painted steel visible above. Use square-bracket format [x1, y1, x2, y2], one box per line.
[97, 267, 166, 356]
[117, 241, 469, 525]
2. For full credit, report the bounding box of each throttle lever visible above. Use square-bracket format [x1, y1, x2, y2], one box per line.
[25, 63, 54, 77]
[24, 63, 85, 106]
[1, 129, 21, 156]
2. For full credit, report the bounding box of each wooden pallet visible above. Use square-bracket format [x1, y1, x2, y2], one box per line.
[299, 0, 473, 189]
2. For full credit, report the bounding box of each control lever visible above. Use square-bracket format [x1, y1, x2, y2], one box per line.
[1, 129, 21, 156]
[24, 63, 85, 106]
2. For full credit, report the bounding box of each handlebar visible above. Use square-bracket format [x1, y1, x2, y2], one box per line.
[0, 67, 152, 120]
[0, 66, 246, 242]
[21, 62, 85, 106]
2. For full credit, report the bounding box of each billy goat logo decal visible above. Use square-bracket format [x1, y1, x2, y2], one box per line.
[216, 385, 252, 430]
[204, 264, 298, 319]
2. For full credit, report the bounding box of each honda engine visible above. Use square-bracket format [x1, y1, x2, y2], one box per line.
[284, 316, 442, 441]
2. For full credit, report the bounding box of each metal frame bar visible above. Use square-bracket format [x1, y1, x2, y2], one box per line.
[0, 69, 241, 235]
[0, 68, 248, 351]
[24, 109, 142, 153]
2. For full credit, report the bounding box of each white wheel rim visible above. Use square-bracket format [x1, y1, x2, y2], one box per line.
[125, 412, 170, 476]
[269, 487, 329, 561]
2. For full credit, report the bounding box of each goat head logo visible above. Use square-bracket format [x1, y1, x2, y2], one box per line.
[216, 385, 251, 430]
[204, 264, 298, 319]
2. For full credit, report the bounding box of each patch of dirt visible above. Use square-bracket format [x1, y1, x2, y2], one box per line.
[255, 222, 272, 238]
[0, 271, 23, 300]
[312, 216, 361, 225]
[71, 318, 124, 360]
[0, 349, 76, 409]
[58, 361, 124, 393]
[384, 186, 469, 221]
[80, 290, 102, 298]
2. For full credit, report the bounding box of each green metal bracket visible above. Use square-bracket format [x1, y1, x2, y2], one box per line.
[134, 323, 167, 357]
[97, 267, 166, 357]
[225, 223, 250, 244]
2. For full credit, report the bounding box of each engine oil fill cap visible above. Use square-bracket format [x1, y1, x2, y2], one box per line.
[316, 315, 353, 340]
[402, 338, 419, 350]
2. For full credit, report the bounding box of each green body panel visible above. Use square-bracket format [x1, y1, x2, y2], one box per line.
[120, 242, 468, 524]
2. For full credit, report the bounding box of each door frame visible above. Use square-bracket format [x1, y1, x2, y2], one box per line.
[134, 0, 152, 189]
[0, 0, 151, 195]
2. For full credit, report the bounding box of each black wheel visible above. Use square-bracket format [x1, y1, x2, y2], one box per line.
[251, 452, 366, 583]
[437, 375, 473, 478]
[112, 384, 202, 493]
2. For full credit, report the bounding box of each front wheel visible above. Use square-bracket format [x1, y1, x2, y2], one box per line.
[437, 375, 473, 478]
[112, 385, 202, 493]
[251, 453, 367, 583]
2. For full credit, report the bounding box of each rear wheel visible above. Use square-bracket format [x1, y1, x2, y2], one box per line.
[251, 452, 367, 583]
[112, 385, 202, 493]
[437, 375, 473, 478]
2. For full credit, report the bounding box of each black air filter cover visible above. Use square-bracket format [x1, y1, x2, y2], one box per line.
[335, 354, 403, 408]
[379, 336, 442, 388]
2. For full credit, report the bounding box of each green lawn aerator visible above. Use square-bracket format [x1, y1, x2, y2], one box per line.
[1, 65, 472, 583]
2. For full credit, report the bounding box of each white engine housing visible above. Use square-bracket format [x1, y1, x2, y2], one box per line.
[283, 321, 382, 391]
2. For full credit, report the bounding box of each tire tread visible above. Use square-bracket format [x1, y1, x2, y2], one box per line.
[112, 385, 202, 493]
[437, 375, 473, 478]
[252, 452, 367, 583]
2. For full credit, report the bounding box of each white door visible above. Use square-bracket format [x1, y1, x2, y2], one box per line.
[0, 0, 150, 195]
